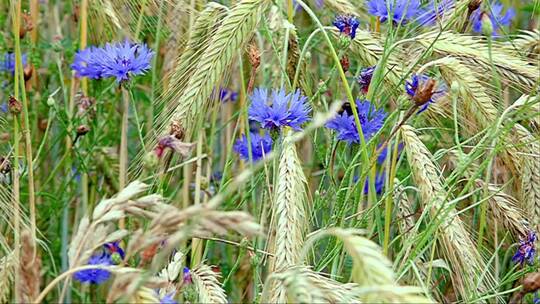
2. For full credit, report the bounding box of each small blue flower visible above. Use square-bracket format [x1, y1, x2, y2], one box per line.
[103, 241, 125, 259]
[73, 253, 112, 284]
[248, 88, 311, 131]
[405, 74, 446, 113]
[534, 292, 540, 304]
[326, 99, 387, 144]
[377, 143, 404, 165]
[72, 41, 154, 82]
[2, 53, 28, 74]
[363, 172, 385, 195]
[357, 66, 376, 94]
[219, 88, 238, 103]
[367, 0, 421, 25]
[333, 15, 360, 39]
[159, 292, 178, 304]
[417, 0, 454, 26]
[470, 2, 514, 36]
[234, 132, 273, 161]
[512, 231, 537, 266]
[183, 266, 192, 284]
[0, 103, 8, 113]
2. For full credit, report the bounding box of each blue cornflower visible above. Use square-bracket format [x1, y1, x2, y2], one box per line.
[512, 231, 537, 266]
[470, 2, 514, 36]
[72, 41, 154, 82]
[326, 99, 387, 144]
[104, 241, 125, 260]
[219, 88, 238, 103]
[377, 143, 404, 164]
[417, 0, 454, 26]
[2, 53, 28, 74]
[248, 88, 311, 131]
[357, 66, 376, 94]
[363, 172, 385, 195]
[73, 253, 112, 284]
[333, 15, 360, 39]
[0, 103, 7, 113]
[405, 74, 446, 113]
[367, 0, 422, 25]
[159, 292, 178, 304]
[234, 132, 273, 161]
[183, 267, 192, 284]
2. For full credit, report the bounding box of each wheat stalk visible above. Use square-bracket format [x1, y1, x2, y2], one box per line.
[400, 125, 496, 301]
[192, 263, 227, 304]
[416, 31, 539, 92]
[168, 0, 269, 138]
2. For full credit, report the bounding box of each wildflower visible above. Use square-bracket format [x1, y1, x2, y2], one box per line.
[8, 96, 22, 114]
[183, 267, 193, 284]
[2, 53, 28, 74]
[363, 172, 385, 194]
[367, 0, 422, 25]
[104, 241, 125, 260]
[248, 88, 311, 131]
[219, 88, 238, 103]
[470, 2, 514, 36]
[512, 231, 537, 266]
[73, 253, 112, 284]
[417, 0, 454, 26]
[333, 15, 360, 39]
[405, 74, 445, 113]
[326, 99, 387, 144]
[357, 66, 376, 94]
[0, 103, 7, 113]
[154, 135, 195, 158]
[233, 132, 273, 161]
[72, 41, 154, 82]
[377, 143, 404, 164]
[159, 292, 178, 304]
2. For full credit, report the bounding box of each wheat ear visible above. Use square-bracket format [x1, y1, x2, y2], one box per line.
[416, 31, 539, 92]
[401, 125, 495, 301]
[513, 124, 540, 232]
[169, 0, 269, 137]
[192, 263, 228, 304]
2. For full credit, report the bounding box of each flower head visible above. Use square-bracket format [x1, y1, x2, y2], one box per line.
[470, 2, 514, 36]
[363, 172, 385, 194]
[104, 241, 125, 260]
[2, 53, 28, 74]
[417, 0, 454, 26]
[159, 292, 178, 304]
[219, 88, 238, 103]
[183, 267, 193, 284]
[367, 0, 421, 25]
[333, 15, 360, 39]
[248, 88, 311, 131]
[357, 66, 376, 94]
[234, 132, 273, 161]
[512, 231, 537, 266]
[405, 74, 446, 113]
[326, 99, 387, 144]
[73, 253, 112, 284]
[0, 103, 7, 113]
[72, 41, 154, 82]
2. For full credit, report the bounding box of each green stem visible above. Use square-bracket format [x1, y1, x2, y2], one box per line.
[119, 86, 129, 229]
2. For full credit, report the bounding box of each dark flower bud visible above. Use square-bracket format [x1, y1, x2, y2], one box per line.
[19, 13, 34, 39]
[340, 55, 350, 72]
[38, 119, 48, 132]
[523, 272, 540, 293]
[413, 79, 437, 106]
[468, 0, 482, 12]
[154, 135, 195, 159]
[8, 96, 22, 114]
[247, 44, 260, 69]
[170, 121, 185, 140]
[23, 64, 33, 81]
[76, 125, 90, 136]
[0, 157, 11, 174]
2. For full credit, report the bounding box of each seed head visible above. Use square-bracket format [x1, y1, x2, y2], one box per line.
[8, 96, 22, 114]
[76, 125, 90, 136]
